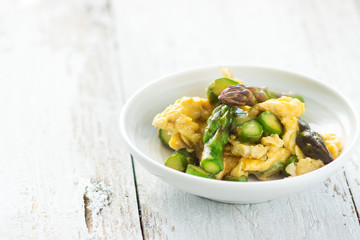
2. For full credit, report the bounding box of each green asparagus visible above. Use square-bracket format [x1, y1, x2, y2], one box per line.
[253, 161, 285, 180]
[185, 164, 216, 179]
[256, 111, 283, 136]
[201, 104, 235, 174]
[237, 120, 263, 144]
[165, 149, 196, 172]
[282, 155, 298, 177]
[223, 175, 248, 182]
[158, 128, 172, 147]
[206, 78, 239, 104]
[232, 108, 250, 129]
[267, 91, 278, 99]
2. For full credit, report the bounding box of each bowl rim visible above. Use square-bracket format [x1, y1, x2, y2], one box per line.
[119, 64, 360, 187]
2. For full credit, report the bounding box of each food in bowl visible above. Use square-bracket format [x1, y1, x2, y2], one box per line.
[152, 68, 342, 181]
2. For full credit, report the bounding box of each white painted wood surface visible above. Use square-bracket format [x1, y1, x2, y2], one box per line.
[0, 1, 142, 239]
[1, 0, 360, 239]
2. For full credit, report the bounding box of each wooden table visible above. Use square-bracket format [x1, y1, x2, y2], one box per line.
[1, 0, 360, 239]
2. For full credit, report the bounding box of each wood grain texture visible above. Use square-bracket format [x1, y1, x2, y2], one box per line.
[0, 0, 142, 239]
[112, 0, 360, 239]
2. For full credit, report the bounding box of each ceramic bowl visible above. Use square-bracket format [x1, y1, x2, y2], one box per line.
[119, 65, 359, 204]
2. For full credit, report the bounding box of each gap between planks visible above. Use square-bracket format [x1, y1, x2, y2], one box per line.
[131, 155, 146, 240]
[344, 171, 360, 224]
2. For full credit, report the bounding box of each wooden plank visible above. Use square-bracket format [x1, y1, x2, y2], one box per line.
[0, 0, 142, 239]
[112, 0, 360, 239]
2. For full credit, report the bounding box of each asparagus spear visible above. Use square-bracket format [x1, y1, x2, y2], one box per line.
[298, 119, 311, 131]
[232, 108, 249, 129]
[200, 104, 234, 174]
[295, 119, 333, 164]
[218, 84, 305, 106]
[218, 84, 269, 106]
[296, 130, 333, 164]
[203, 105, 222, 143]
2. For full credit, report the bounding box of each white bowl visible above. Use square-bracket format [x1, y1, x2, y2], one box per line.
[119, 65, 359, 204]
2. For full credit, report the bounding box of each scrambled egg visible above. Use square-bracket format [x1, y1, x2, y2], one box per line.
[152, 97, 214, 152]
[229, 140, 268, 160]
[255, 97, 306, 159]
[295, 157, 324, 176]
[230, 135, 291, 180]
[321, 133, 342, 159]
[285, 163, 297, 177]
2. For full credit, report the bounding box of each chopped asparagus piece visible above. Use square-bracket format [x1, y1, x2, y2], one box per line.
[237, 120, 263, 144]
[165, 154, 187, 172]
[254, 161, 285, 180]
[223, 175, 248, 182]
[158, 128, 172, 147]
[256, 111, 283, 136]
[185, 164, 216, 179]
[165, 149, 196, 172]
[282, 155, 298, 177]
[206, 78, 239, 105]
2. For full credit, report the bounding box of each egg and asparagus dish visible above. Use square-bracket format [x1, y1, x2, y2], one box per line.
[152, 68, 342, 181]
